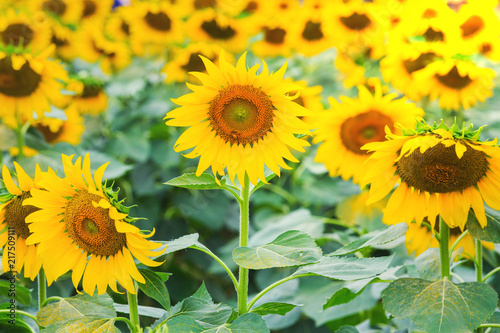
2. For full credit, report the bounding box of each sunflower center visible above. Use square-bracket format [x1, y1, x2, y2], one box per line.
[403, 52, 436, 74]
[2, 24, 34, 47]
[42, 0, 67, 16]
[82, 0, 97, 18]
[51, 35, 68, 46]
[65, 191, 126, 256]
[34, 123, 64, 143]
[194, 0, 216, 9]
[3, 192, 38, 239]
[201, 19, 236, 40]
[340, 110, 394, 155]
[245, 1, 258, 12]
[339, 12, 371, 31]
[209, 85, 274, 145]
[0, 57, 42, 97]
[435, 66, 472, 89]
[263, 27, 286, 44]
[81, 85, 101, 98]
[480, 43, 492, 54]
[181, 53, 207, 73]
[422, 27, 444, 42]
[121, 21, 130, 35]
[460, 15, 484, 38]
[302, 21, 323, 41]
[397, 141, 488, 193]
[144, 12, 171, 32]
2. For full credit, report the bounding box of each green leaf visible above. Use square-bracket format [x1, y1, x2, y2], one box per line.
[201, 313, 269, 333]
[383, 278, 498, 333]
[466, 207, 500, 243]
[249, 170, 276, 195]
[157, 234, 199, 257]
[137, 269, 171, 311]
[37, 293, 117, 327]
[0, 279, 31, 305]
[165, 173, 225, 190]
[415, 248, 441, 280]
[232, 230, 322, 269]
[294, 255, 394, 280]
[163, 315, 205, 333]
[42, 317, 119, 333]
[336, 327, 359, 333]
[0, 303, 35, 333]
[113, 303, 167, 318]
[191, 282, 212, 303]
[331, 223, 408, 255]
[250, 302, 300, 316]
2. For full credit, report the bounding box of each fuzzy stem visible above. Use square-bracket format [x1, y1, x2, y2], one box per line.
[38, 268, 46, 310]
[127, 283, 140, 333]
[439, 216, 450, 279]
[237, 175, 250, 315]
[476, 239, 483, 333]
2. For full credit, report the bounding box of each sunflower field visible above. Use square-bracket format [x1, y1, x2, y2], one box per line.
[3, 0, 500, 332]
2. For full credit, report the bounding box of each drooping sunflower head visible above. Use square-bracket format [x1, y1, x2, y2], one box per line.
[0, 163, 43, 280]
[362, 120, 500, 230]
[165, 52, 312, 186]
[313, 83, 423, 184]
[24, 154, 165, 295]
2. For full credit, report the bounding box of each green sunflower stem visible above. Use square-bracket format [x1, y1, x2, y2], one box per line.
[476, 238, 484, 333]
[38, 268, 46, 310]
[439, 216, 450, 279]
[127, 282, 140, 333]
[16, 122, 29, 161]
[237, 175, 250, 315]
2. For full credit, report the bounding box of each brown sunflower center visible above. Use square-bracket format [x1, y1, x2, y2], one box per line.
[51, 34, 68, 46]
[340, 110, 394, 155]
[3, 192, 38, 239]
[435, 66, 472, 89]
[460, 15, 484, 38]
[33, 123, 63, 143]
[264, 27, 286, 45]
[81, 85, 101, 98]
[65, 191, 126, 256]
[422, 27, 444, 42]
[194, 0, 216, 9]
[201, 19, 236, 40]
[397, 141, 488, 193]
[82, 0, 97, 18]
[480, 43, 492, 54]
[403, 52, 436, 74]
[0, 57, 42, 97]
[181, 53, 207, 73]
[245, 1, 258, 12]
[121, 21, 130, 35]
[302, 20, 323, 41]
[42, 0, 67, 16]
[339, 12, 371, 31]
[209, 85, 274, 145]
[2, 24, 34, 47]
[144, 12, 171, 32]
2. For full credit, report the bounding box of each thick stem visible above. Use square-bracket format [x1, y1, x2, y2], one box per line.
[439, 216, 450, 279]
[237, 175, 250, 315]
[476, 239, 483, 333]
[38, 268, 46, 310]
[127, 283, 140, 333]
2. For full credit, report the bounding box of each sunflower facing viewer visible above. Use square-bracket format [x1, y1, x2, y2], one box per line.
[165, 52, 311, 186]
[361, 120, 500, 230]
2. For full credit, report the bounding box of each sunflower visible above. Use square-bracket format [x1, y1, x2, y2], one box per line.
[185, 8, 249, 54]
[0, 8, 52, 53]
[0, 46, 68, 122]
[79, 0, 113, 22]
[290, 8, 334, 57]
[162, 42, 226, 84]
[24, 154, 165, 295]
[128, 1, 183, 56]
[48, 19, 78, 61]
[412, 58, 495, 110]
[104, 6, 133, 43]
[165, 52, 311, 186]
[405, 221, 494, 258]
[313, 83, 423, 184]
[65, 78, 108, 116]
[9, 146, 39, 158]
[77, 22, 132, 74]
[32, 107, 85, 145]
[285, 78, 323, 124]
[32, 0, 83, 25]
[362, 120, 500, 230]
[0, 163, 43, 280]
[251, 16, 293, 58]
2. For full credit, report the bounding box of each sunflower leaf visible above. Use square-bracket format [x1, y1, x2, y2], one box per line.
[383, 278, 497, 333]
[160, 315, 205, 333]
[136, 269, 171, 312]
[232, 230, 322, 269]
[0, 279, 31, 305]
[164, 173, 226, 190]
[155, 233, 199, 258]
[249, 302, 300, 316]
[201, 313, 270, 333]
[466, 208, 500, 243]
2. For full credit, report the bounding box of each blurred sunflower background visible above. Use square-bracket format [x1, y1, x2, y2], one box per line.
[1, 0, 500, 332]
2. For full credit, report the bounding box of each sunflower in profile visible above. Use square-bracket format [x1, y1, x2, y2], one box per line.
[362, 120, 500, 230]
[0, 46, 68, 122]
[0, 9, 52, 52]
[24, 154, 165, 295]
[186, 8, 249, 54]
[405, 221, 494, 258]
[32, 107, 85, 145]
[413, 58, 495, 110]
[165, 52, 311, 186]
[313, 83, 423, 184]
[0, 163, 43, 280]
